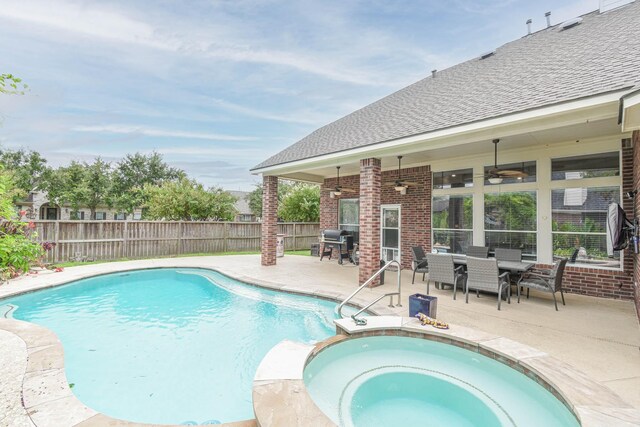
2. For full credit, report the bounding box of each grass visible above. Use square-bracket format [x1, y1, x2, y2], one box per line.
[52, 249, 311, 268]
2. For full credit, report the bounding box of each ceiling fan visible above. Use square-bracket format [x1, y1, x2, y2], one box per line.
[384, 156, 418, 193]
[481, 139, 528, 184]
[322, 166, 356, 196]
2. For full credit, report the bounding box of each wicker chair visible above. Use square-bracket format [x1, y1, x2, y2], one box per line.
[411, 246, 429, 284]
[495, 248, 522, 262]
[465, 257, 512, 310]
[425, 254, 465, 300]
[466, 246, 489, 258]
[517, 258, 568, 311]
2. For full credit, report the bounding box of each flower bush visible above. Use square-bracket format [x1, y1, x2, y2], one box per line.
[0, 168, 53, 281]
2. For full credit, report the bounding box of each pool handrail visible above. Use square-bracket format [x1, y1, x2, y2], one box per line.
[335, 260, 402, 325]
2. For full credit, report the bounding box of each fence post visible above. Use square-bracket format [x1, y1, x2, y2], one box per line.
[53, 221, 60, 263]
[123, 221, 129, 258]
[293, 223, 298, 251]
[178, 221, 184, 254]
[223, 222, 229, 253]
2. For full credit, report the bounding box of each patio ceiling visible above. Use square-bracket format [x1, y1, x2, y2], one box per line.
[275, 99, 626, 183]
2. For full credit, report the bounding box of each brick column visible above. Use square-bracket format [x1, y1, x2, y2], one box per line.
[633, 130, 640, 322]
[261, 175, 278, 266]
[358, 158, 382, 286]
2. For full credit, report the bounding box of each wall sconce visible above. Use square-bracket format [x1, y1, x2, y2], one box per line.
[329, 191, 335, 199]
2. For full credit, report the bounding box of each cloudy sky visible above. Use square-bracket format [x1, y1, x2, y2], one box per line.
[0, 0, 600, 190]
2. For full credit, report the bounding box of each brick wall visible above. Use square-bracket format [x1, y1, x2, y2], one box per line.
[261, 175, 278, 266]
[321, 164, 431, 273]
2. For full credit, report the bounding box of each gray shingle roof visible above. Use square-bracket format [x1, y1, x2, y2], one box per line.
[253, 3, 640, 171]
[229, 190, 251, 215]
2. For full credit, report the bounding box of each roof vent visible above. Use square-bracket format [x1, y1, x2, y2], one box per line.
[545, 11, 551, 28]
[526, 18, 532, 35]
[431, 69, 437, 78]
[479, 51, 495, 60]
[559, 17, 583, 30]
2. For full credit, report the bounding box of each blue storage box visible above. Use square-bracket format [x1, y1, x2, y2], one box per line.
[409, 293, 438, 318]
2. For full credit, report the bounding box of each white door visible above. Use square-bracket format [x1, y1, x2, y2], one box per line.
[381, 205, 401, 262]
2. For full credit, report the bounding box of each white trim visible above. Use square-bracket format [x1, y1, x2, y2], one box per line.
[621, 89, 640, 131]
[252, 90, 630, 175]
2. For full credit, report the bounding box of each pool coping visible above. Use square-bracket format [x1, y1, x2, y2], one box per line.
[251, 317, 640, 427]
[0, 263, 390, 427]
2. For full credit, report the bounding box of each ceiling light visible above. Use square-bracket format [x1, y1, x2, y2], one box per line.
[488, 177, 503, 185]
[451, 174, 456, 177]
[334, 190, 342, 196]
[517, 177, 522, 180]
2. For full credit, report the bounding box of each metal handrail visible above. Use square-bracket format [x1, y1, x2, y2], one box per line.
[335, 260, 402, 325]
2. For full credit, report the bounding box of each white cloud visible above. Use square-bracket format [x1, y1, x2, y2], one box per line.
[71, 124, 258, 142]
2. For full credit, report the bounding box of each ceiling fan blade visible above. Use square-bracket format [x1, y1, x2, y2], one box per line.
[340, 188, 357, 193]
[497, 170, 528, 177]
[400, 181, 419, 186]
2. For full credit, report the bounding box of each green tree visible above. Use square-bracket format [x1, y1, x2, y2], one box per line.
[144, 178, 237, 221]
[0, 148, 49, 198]
[42, 159, 113, 219]
[246, 180, 295, 218]
[0, 74, 28, 95]
[278, 184, 320, 222]
[110, 152, 185, 214]
[85, 158, 112, 219]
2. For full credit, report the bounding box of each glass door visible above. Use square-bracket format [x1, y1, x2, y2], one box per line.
[381, 205, 401, 262]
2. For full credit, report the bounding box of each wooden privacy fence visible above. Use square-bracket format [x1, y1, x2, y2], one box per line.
[32, 221, 320, 263]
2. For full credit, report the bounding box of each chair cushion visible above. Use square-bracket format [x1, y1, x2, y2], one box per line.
[519, 279, 551, 292]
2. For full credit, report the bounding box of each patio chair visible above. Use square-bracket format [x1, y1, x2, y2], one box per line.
[517, 258, 568, 311]
[495, 248, 522, 262]
[465, 257, 512, 310]
[411, 246, 429, 284]
[425, 254, 465, 300]
[466, 246, 489, 258]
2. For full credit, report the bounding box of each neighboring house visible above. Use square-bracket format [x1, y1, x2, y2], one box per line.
[229, 190, 257, 222]
[252, 1, 640, 310]
[15, 191, 142, 221]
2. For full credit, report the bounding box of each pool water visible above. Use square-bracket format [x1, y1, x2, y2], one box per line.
[2, 268, 343, 425]
[304, 336, 580, 427]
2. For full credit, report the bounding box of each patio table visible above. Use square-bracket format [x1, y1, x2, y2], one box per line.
[452, 255, 534, 273]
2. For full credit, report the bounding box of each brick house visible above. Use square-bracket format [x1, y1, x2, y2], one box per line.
[252, 3, 640, 318]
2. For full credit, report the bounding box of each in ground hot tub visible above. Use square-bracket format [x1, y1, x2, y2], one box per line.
[303, 335, 580, 427]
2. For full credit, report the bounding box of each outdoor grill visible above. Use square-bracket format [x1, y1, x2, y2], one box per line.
[320, 229, 354, 264]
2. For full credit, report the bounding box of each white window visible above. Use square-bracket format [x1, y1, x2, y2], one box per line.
[484, 191, 537, 260]
[432, 194, 472, 254]
[551, 152, 621, 268]
[381, 205, 401, 262]
[95, 212, 107, 220]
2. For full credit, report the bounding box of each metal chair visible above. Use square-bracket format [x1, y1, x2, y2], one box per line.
[425, 254, 465, 300]
[411, 246, 429, 284]
[465, 257, 512, 310]
[495, 248, 522, 262]
[466, 246, 489, 258]
[517, 258, 568, 311]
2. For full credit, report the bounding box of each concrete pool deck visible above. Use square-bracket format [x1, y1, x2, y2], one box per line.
[0, 254, 639, 426]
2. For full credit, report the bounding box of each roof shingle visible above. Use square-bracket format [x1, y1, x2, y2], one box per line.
[253, 4, 640, 170]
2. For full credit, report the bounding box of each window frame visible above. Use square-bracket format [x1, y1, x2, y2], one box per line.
[338, 198, 359, 243]
[432, 193, 474, 255]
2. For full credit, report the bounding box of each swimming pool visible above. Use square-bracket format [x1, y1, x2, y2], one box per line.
[1, 268, 344, 425]
[304, 335, 580, 427]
